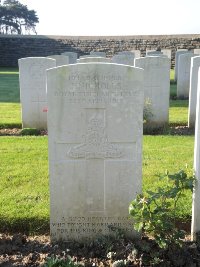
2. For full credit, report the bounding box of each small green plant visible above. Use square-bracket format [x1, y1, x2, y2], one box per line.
[129, 169, 195, 249]
[43, 255, 79, 267]
[20, 128, 40, 136]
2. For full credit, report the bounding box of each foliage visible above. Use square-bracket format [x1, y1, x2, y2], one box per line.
[20, 128, 40, 136]
[129, 169, 195, 249]
[43, 255, 79, 267]
[0, 0, 39, 34]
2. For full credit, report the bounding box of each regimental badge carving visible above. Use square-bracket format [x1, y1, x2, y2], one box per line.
[68, 118, 123, 159]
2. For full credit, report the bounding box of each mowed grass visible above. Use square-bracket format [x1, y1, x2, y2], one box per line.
[0, 136, 49, 233]
[0, 68, 21, 127]
[0, 135, 194, 233]
[169, 99, 188, 125]
[0, 103, 21, 128]
[143, 135, 194, 220]
[0, 73, 20, 103]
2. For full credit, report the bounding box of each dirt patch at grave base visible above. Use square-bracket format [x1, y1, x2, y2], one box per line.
[0, 129, 47, 136]
[1, 233, 200, 267]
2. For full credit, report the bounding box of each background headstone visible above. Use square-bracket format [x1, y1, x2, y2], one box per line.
[77, 57, 111, 63]
[18, 57, 56, 129]
[188, 56, 200, 128]
[131, 50, 141, 58]
[47, 55, 69, 66]
[146, 50, 163, 56]
[47, 63, 144, 241]
[134, 56, 170, 127]
[174, 49, 188, 81]
[161, 49, 172, 59]
[112, 52, 135, 65]
[90, 51, 106, 57]
[194, 49, 200, 55]
[177, 52, 195, 99]
[61, 52, 77, 64]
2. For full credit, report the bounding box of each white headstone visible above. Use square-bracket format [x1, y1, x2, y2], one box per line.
[118, 51, 135, 56]
[47, 55, 69, 66]
[194, 49, 200, 55]
[161, 49, 171, 59]
[61, 52, 77, 64]
[131, 50, 141, 58]
[18, 57, 56, 129]
[47, 63, 144, 242]
[188, 56, 200, 128]
[191, 68, 200, 241]
[177, 53, 195, 99]
[134, 56, 170, 126]
[146, 50, 163, 56]
[174, 50, 188, 81]
[79, 55, 106, 59]
[77, 57, 111, 63]
[112, 52, 135, 65]
[90, 51, 106, 57]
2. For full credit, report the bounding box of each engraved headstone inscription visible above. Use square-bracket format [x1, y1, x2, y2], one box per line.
[18, 57, 56, 129]
[135, 56, 170, 127]
[47, 63, 144, 241]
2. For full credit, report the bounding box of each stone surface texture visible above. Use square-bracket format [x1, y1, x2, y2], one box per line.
[2, 34, 200, 67]
[47, 63, 144, 241]
[18, 57, 56, 129]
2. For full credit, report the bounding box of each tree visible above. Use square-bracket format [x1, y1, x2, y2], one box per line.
[0, 0, 39, 34]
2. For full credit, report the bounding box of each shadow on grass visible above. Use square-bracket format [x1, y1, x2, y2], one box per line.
[170, 99, 188, 107]
[0, 217, 49, 235]
[0, 123, 22, 129]
[0, 73, 20, 103]
[143, 123, 194, 135]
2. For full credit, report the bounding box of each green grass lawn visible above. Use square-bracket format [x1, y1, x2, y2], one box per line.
[0, 136, 49, 233]
[0, 73, 20, 103]
[169, 99, 188, 125]
[0, 135, 194, 233]
[0, 103, 21, 128]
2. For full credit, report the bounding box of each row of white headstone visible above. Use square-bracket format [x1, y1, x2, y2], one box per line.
[18, 50, 200, 242]
[18, 51, 170, 130]
[174, 49, 200, 128]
